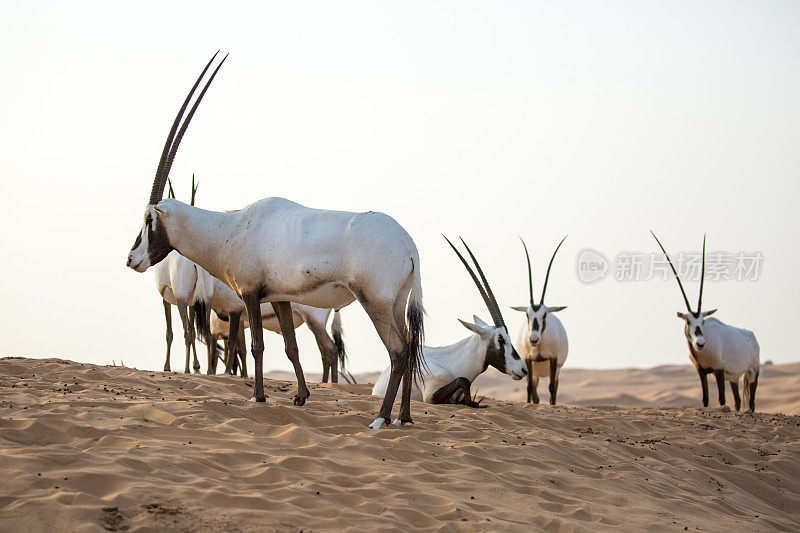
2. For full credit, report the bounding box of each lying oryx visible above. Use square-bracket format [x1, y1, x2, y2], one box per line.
[651, 232, 760, 412]
[511, 237, 569, 405]
[373, 238, 526, 406]
[209, 303, 349, 383]
[127, 53, 424, 428]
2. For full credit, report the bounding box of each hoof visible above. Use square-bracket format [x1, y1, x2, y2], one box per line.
[719, 405, 731, 413]
[163, 366, 170, 372]
[293, 394, 309, 406]
[249, 395, 266, 403]
[391, 418, 412, 427]
[745, 408, 754, 414]
[369, 417, 386, 429]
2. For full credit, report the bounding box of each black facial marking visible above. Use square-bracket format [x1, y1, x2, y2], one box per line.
[147, 214, 173, 265]
[484, 332, 507, 373]
[541, 314, 547, 334]
[695, 326, 702, 337]
[131, 231, 142, 251]
[532, 318, 539, 332]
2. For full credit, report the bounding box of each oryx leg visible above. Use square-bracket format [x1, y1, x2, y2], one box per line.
[525, 360, 539, 404]
[176, 299, 194, 374]
[714, 369, 726, 407]
[274, 301, 310, 406]
[748, 372, 759, 412]
[203, 304, 215, 374]
[187, 304, 201, 373]
[307, 320, 338, 384]
[431, 377, 484, 408]
[224, 311, 241, 375]
[242, 295, 267, 402]
[369, 310, 412, 427]
[162, 300, 173, 372]
[698, 368, 709, 407]
[548, 358, 559, 405]
[236, 321, 247, 377]
[729, 380, 741, 411]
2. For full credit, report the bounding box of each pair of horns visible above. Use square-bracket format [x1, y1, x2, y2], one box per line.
[651, 231, 706, 315]
[166, 174, 199, 206]
[520, 236, 567, 308]
[149, 52, 228, 205]
[444, 236, 506, 329]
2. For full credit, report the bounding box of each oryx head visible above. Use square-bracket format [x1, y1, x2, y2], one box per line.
[511, 236, 568, 346]
[651, 231, 717, 352]
[444, 237, 527, 380]
[127, 52, 227, 272]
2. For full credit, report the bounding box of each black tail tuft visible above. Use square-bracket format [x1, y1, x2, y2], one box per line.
[331, 310, 347, 370]
[407, 300, 426, 383]
[193, 300, 210, 343]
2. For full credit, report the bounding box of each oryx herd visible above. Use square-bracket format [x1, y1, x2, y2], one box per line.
[127, 53, 762, 426]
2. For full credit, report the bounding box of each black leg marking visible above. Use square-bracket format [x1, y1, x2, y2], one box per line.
[749, 372, 758, 412]
[224, 312, 241, 375]
[714, 369, 726, 407]
[237, 322, 247, 377]
[548, 358, 558, 406]
[430, 377, 484, 408]
[243, 294, 266, 402]
[274, 301, 310, 406]
[378, 353, 404, 422]
[729, 380, 741, 411]
[163, 300, 173, 372]
[176, 302, 193, 374]
[188, 304, 201, 373]
[698, 367, 709, 407]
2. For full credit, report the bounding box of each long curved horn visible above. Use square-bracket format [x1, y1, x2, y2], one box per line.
[520, 237, 534, 307]
[540, 235, 567, 305]
[697, 234, 706, 313]
[149, 52, 227, 204]
[160, 54, 228, 197]
[190, 173, 198, 206]
[150, 52, 219, 204]
[443, 236, 505, 328]
[651, 230, 693, 313]
[167, 178, 175, 199]
[459, 238, 506, 328]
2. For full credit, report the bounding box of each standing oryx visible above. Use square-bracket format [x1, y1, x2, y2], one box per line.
[126, 52, 424, 429]
[512, 237, 569, 405]
[373, 238, 527, 406]
[153, 177, 211, 373]
[210, 303, 349, 383]
[651, 232, 760, 412]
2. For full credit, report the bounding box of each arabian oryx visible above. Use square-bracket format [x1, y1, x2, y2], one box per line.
[209, 303, 349, 383]
[511, 237, 569, 405]
[651, 232, 760, 412]
[153, 176, 212, 373]
[373, 238, 527, 407]
[126, 52, 424, 428]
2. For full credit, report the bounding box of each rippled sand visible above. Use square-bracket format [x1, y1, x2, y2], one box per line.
[2, 357, 799, 531]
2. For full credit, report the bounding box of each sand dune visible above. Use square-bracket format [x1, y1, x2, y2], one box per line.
[2, 357, 799, 531]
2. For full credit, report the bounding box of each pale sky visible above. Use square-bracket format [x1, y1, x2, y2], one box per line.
[1, 1, 798, 376]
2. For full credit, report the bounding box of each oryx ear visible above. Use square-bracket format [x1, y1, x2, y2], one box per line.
[472, 315, 489, 328]
[547, 306, 567, 313]
[153, 201, 172, 216]
[703, 309, 718, 317]
[677, 311, 688, 320]
[510, 306, 528, 313]
[459, 319, 486, 335]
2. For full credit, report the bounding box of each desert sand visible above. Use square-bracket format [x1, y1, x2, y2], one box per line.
[1, 357, 799, 532]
